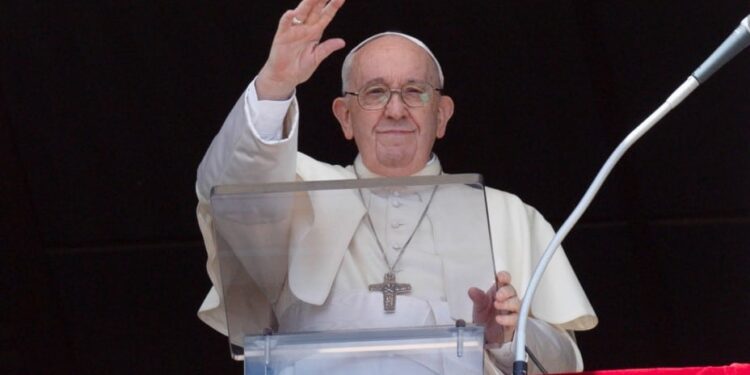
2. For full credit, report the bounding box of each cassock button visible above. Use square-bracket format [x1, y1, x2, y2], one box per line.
[391, 200, 402, 208]
[391, 222, 403, 229]
[391, 243, 402, 251]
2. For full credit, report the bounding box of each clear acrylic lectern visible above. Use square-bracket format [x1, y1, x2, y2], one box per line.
[210, 174, 496, 374]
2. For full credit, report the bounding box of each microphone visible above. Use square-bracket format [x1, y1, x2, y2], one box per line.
[692, 15, 750, 83]
[512, 14, 750, 375]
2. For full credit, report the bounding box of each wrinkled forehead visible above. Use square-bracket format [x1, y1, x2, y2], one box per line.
[342, 32, 444, 89]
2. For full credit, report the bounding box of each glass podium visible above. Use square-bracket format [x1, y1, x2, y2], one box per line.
[210, 174, 496, 374]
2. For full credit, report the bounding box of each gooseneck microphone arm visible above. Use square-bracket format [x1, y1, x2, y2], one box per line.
[512, 15, 750, 375]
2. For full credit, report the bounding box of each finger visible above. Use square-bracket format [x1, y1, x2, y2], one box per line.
[496, 271, 511, 286]
[494, 295, 520, 312]
[313, 38, 346, 65]
[495, 313, 519, 328]
[277, 10, 297, 34]
[304, 0, 328, 25]
[293, 0, 324, 19]
[494, 284, 517, 302]
[312, 0, 345, 31]
[468, 287, 490, 310]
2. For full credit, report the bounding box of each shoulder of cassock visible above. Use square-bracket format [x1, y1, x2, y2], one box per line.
[484, 187, 597, 331]
[196, 152, 356, 337]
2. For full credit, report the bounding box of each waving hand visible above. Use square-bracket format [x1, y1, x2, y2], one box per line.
[256, 0, 346, 100]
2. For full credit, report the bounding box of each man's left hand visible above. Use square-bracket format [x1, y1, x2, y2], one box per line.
[468, 271, 521, 345]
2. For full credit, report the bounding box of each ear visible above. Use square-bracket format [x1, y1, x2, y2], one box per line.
[435, 95, 454, 139]
[332, 97, 354, 140]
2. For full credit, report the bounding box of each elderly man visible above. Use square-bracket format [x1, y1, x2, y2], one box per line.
[195, 0, 597, 373]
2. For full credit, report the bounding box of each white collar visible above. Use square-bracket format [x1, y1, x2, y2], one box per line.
[353, 154, 442, 179]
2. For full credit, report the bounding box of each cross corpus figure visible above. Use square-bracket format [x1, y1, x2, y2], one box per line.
[368, 272, 412, 313]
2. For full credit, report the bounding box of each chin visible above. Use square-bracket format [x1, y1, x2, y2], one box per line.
[376, 152, 419, 171]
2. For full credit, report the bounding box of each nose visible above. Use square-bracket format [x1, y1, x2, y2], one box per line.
[383, 90, 408, 119]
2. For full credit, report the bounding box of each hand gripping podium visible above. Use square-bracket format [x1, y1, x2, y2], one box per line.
[209, 174, 496, 374]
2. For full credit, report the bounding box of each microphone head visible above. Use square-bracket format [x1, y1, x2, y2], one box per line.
[692, 14, 750, 83]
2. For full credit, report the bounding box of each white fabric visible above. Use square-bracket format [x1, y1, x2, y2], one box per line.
[195, 78, 598, 374]
[277, 293, 467, 374]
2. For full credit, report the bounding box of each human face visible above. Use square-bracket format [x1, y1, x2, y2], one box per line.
[333, 36, 454, 177]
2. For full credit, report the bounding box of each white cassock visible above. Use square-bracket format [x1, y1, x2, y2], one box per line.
[195, 79, 598, 374]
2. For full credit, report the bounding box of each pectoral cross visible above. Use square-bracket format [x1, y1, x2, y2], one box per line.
[368, 272, 411, 313]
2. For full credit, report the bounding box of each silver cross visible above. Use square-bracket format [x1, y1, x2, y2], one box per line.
[368, 272, 412, 313]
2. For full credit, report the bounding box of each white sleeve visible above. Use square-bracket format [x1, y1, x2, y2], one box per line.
[486, 318, 582, 375]
[195, 77, 299, 203]
[246, 78, 294, 142]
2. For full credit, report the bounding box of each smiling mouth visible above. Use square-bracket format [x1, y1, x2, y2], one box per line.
[376, 129, 415, 134]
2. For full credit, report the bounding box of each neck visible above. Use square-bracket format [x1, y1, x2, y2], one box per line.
[369, 164, 423, 177]
[355, 154, 440, 178]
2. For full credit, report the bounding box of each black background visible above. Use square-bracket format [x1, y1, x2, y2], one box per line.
[2, 1, 749, 374]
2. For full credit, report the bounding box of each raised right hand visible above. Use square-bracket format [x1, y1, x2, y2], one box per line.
[256, 0, 346, 100]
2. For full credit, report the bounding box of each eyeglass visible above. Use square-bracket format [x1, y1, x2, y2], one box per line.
[343, 81, 442, 110]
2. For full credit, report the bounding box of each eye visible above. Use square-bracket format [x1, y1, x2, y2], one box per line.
[363, 85, 388, 97]
[402, 83, 430, 104]
[403, 85, 426, 95]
